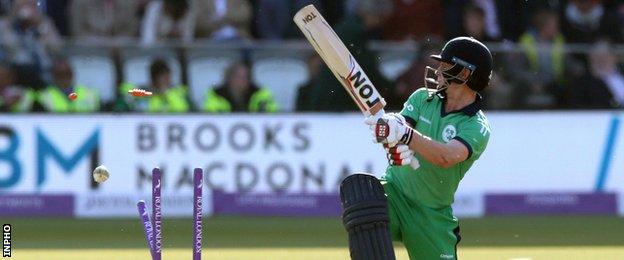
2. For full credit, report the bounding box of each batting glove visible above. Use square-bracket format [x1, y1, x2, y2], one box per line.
[384, 143, 414, 166]
[365, 113, 414, 145]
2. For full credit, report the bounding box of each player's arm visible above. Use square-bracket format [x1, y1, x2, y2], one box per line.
[368, 113, 468, 168]
[404, 130, 468, 168]
[367, 89, 466, 168]
[368, 110, 490, 168]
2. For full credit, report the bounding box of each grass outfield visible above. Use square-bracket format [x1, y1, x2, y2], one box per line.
[14, 248, 624, 260]
[6, 216, 624, 259]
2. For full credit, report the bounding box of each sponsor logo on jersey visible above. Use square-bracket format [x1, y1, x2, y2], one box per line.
[442, 125, 457, 143]
[418, 116, 431, 125]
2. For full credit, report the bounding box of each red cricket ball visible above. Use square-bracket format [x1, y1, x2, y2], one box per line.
[68, 92, 78, 101]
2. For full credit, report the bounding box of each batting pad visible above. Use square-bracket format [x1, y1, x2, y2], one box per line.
[340, 174, 396, 260]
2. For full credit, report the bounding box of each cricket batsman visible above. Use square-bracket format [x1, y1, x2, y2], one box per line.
[340, 37, 493, 260]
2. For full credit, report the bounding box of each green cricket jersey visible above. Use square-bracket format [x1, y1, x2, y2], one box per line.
[384, 88, 491, 209]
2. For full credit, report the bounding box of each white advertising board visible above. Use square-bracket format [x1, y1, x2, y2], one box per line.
[1, 112, 622, 217]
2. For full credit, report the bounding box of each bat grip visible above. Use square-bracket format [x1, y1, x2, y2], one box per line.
[368, 100, 386, 117]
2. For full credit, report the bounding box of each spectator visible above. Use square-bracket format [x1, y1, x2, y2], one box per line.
[393, 39, 442, 104]
[141, 0, 195, 45]
[0, 0, 11, 16]
[0, 62, 34, 112]
[319, 0, 346, 26]
[255, 0, 289, 39]
[39, 0, 70, 36]
[71, 0, 138, 39]
[36, 58, 100, 113]
[344, 0, 359, 16]
[136, 0, 152, 17]
[561, 0, 622, 43]
[203, 62, 278, 112]
[482, 71, 513, 110]
[296, 54, 322, 111]
[195, 0, 252, 41]
[491, 0, 530, 41]
[382, 0, 443, 41]
[446, 0, 553, 42]
[255, 0, 321, 39]
[0, 0, 61, 87]
[445, 0, 501, 42]
[569, 41, 624, 108]
[119, 58, 191, 113]
[460, 4, 498, 42]
[309, 0, 394, 111]
[507, 8, 567, 109]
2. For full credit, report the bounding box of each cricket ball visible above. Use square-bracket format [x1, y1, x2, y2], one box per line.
[68, 92, 78, 101]
[92, 165, 110, 183]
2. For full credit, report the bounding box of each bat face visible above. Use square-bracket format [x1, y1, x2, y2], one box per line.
[343, 57, 384, 114]
[294, 5, 386, 116]
[300, 11, 317, 24]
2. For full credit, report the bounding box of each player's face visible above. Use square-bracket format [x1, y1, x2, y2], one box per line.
[229, 65, 250, 92]
[436, 62, 454, 86]
[431, 62, 458, 89]
[424, 60, 472, 95]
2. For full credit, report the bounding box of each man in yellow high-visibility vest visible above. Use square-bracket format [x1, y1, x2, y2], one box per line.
[118, 58, 191, 113]
[0, 63, 35, 113]
[36, 58, 100, 113]
[203, 62, 277, 113]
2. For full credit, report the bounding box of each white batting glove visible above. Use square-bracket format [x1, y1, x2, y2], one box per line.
[384, 143, 421, 169]
[384, 143, 413, 166]
[364, 113, 414, 145]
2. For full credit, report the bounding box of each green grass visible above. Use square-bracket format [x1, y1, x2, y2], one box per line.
[17, 247, 624, 260]
[9, 216, 624, 248]
[459, 215, 624, 246]
[5, 216, 624, 259]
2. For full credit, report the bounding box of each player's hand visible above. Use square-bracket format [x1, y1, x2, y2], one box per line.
[364, 113, 414, 145]
[384, 143, 414, 166]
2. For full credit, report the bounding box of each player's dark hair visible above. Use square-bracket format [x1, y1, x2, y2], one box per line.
[463, 4, 485, 17]
[532, 8, 558, 31]
[164, 0, 189, 19]
[224, 61, 250, 84]
[150, 59, 170, 82]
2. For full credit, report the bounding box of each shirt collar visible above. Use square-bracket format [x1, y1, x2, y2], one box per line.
[440, 93, 482, 117]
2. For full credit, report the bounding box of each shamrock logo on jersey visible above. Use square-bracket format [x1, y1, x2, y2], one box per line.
[442, 125, 457, 143]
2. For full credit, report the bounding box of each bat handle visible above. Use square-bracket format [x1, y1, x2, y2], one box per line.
[368, 108, 385, 122]
[369, 104, 385, 118]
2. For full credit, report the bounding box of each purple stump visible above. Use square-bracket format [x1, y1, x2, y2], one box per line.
[152, 168, 162, 260]
[193, 168, 203, 260]
[137, 200, 156, 259]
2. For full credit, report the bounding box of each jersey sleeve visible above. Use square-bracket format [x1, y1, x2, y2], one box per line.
[400, 88, 429, 127]
[453, 115, 491, 160]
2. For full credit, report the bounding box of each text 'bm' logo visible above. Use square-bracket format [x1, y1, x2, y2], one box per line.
[302, 12, 317, 24]
[3, 224, 10, 257]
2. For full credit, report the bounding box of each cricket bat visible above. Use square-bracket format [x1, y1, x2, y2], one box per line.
[295, 5, 419, 169]
[294, 5, 385, 117]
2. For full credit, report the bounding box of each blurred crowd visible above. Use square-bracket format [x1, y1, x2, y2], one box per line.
[1, 0, 624, 113]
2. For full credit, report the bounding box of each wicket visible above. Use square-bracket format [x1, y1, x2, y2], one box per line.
[152, 168, 162, 260]
[137, 200, 155, 259]
[193, 168, 203, 260]
[136, 167, 204, 260]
